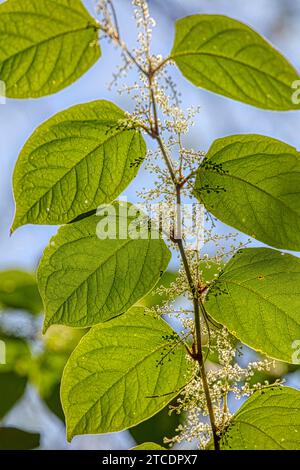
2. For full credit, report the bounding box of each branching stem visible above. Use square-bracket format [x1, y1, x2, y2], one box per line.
[100, 1, 220, 450]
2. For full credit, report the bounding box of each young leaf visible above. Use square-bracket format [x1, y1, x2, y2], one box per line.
[38, 202, 171, 331]
[221, 386, 300, 450]
[12, 100, 146, 230]
[0, 0, 100, 98]
[171, 15, 300, 110]
[132, 443, 167, 450]
[0, 271, 42, 314]
[61, 308, 191, 440]
[194, 134, 300, 250]
[204, 248, 300, 363]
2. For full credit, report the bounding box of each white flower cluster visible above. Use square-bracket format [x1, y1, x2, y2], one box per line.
[96, 0, 285, 450]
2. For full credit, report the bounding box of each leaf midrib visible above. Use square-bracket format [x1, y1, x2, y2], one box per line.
[199, 164, 300, 222]
[17, 129, 136, 226]
[172, 50, 295, 90]
[1, 24, 97, 78]
[70, 340, 184, 435]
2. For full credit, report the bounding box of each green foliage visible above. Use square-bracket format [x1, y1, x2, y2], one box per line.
[12, 101, 146, 230]
[132, 442, 166, 450]
[61, 308, 191, 440]
[0, 428, 40, 450]
[0, 372, 27, 419]
[0, 270, 42, 314]
[0, 334, 31, 375]
[199, 260, 224, 284]
[221, 387, 300, 449]
[194, 134, 300, 250]
[171, 14, 300, 110]
[0, 0, 100, 98]
[0, 334, 31, 419]
[130, 401, 182, 447]
[4, 0, 300, 451]
[204, 248, 300, 363]
[38, 203, 171, 330]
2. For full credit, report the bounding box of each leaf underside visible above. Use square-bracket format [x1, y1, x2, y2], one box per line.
[0, 0, 100, 98]
[12, 100, 146, 230]
[205, 248, 300, 363]
[38, 202, 171, 330]
[195, 134, 300, 250]
[221, 387, 300, 449]
[171, 14, 300, 110]
[61, 308, 191, 440]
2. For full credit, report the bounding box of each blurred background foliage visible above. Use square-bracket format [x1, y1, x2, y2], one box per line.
[1, 0, 300, 449]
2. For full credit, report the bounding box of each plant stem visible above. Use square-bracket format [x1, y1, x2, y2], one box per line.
[150, 94, 220, 451]
[174, 185, 220, 451]
[101, 3, 220, 448]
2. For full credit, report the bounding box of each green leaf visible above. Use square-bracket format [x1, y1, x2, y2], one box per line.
[194, 134, 300, 250]
[0, 428, 40, 450]
[38, 203, 171, 330]
[171, 14, 300, 110]
[61, 308, 191, 440]
[199, 260, 224, 284]
[221, 386, 300, 450]
[132, 442, 167, 450]
[204, 248, 300, 363]
[0, 372, 27, 418]
[12, 100, 146, 230]
[0, 0, 100, 98]
[0, 271, 42, 314]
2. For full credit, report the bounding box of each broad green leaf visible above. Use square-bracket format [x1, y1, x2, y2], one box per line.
[132, 443, 166, 450]
[194, 134, 300, 250]
[61, 308, 191, 440]
[171, 15, 300, 110]
[0, 271, 42, 314]
[0, 372, 27, 418]
[204, 248, 300, 363]
[12, 100, 146, 230]
[221, 386, 300, 450]
[0, 428, 40, 450]
[38, 203, 171, 330]
[0, 0, 100, 98]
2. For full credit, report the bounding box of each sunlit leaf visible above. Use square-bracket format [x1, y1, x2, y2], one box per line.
[194, 134, 300, 250]
[221, 387, 300, 449]
[0, 0, 100, 98]
[204, 248, 300, 363]
[38, 202, 171, 330]
[12, 101, 146, 230]
[171, 15, 300, 110]
[61, 308, 191, 440]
